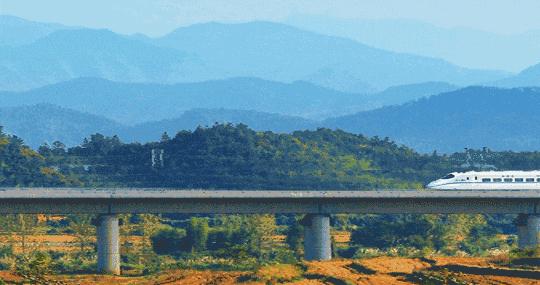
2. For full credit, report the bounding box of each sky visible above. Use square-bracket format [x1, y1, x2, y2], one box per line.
[1, 0, 540, 36]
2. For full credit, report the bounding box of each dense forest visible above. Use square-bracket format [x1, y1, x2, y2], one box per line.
[40, 124, 438, 189]
[0, 124, 536, 277]
[25, 123, 540, 189]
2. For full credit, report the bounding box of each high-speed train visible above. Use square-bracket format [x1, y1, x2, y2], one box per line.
[426, 171, 540, 190]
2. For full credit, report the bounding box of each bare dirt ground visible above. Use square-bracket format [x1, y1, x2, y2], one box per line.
[0, 257, 538, 284]
[0, 234, 144, 253]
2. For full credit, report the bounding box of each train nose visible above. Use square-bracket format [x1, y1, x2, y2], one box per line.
[426, 181, 436, 188]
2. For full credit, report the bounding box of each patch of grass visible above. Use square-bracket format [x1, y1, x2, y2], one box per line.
[257, 264, 302, 281]
[240, 264, 304, 284]
[509, 248, 540, 259]
[172, 256, 259, 271]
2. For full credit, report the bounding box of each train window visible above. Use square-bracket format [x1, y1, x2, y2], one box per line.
[504, 178, 513, 182]
[482, 178, 491, 182]
[515, 178, 524, 182]
[537, 178, 540, 182]
[526, 178, 535, 182]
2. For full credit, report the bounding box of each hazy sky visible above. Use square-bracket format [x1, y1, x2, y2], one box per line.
[1, 0, 540, 36]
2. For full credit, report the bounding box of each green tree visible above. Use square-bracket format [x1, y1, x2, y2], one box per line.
[247, 215, 277, 262]
[66, 214, 95, 254]
[187, 217, 209, 253]
[150, 227, 186, 255]
[15, 251, 65, 285]
[285, 219, 303, 258]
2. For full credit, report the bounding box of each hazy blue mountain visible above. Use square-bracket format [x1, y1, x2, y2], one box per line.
[9, 87, 540, 153]
[0, 29, 212, 91]
[0, 77, 463, 125]
[0, 104, 317, 148]
[363, 82, 459, 109]
[0, 104, 122, 147]
[325, 87, 540, 153]
[0, 18, 509, 92]
[0, 15, 68, 46]
[302, 67, 377, 93]
[0, 77, 373, 124]
[154, 21, 508, 92]
[493, 63, 540, 87]
[286, 15, 540, 72]
[123, 109, 318, 142]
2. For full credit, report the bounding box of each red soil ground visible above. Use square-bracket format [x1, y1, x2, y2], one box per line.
[1, 256, 537, 285]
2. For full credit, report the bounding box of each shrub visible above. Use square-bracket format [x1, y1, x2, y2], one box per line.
[15, 251, 66, 285]
[0, 245, 12, 258]
[151, 227, 187, 255]
[254, 264, 303, 283]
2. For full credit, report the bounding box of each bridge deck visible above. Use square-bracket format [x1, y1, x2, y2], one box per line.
[0, 188, 538, 214]
[0, 188, 539, 199]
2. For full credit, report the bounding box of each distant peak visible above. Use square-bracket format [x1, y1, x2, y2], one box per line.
[164, 20, 307, 38]
[0, 14, 66, 28]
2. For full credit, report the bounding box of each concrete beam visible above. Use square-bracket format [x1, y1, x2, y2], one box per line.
[303, 214, 331, 261]
[526, 215, 540, 250]
[96, 214, 120, 275]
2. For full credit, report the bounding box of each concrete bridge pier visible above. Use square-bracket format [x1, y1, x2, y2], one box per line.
[96, 214, 121, 275]
[303, 214, 331, 261]
[516, 214, 530, 249]
[526, 214, 540, 250]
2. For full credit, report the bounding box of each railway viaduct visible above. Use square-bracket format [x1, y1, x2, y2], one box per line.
[0, 188, 539, 275]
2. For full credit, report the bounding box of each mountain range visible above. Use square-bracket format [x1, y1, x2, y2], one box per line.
[3, 15, 540, 153]
[3, 15, 540, 92]
[0, 77, 456, 124]
[4, 86, 540, 153]
[0, 28, 214, 91]
[0, 15, 510, 93]
[0, 77, 364, 124]
[151, 21, 507, 92]
[286, 15, 540, 72]
[0, 15, 69, 46]
[0, 104, 317, 148]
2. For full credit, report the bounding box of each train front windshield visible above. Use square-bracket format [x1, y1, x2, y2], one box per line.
[441, 174, 455, 179]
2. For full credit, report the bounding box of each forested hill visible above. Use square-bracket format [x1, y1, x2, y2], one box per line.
[39, 125, 447, 189]
[6, 124, 540, 189]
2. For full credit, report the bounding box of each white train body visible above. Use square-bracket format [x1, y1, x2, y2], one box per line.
[426, 170, 540, 190]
